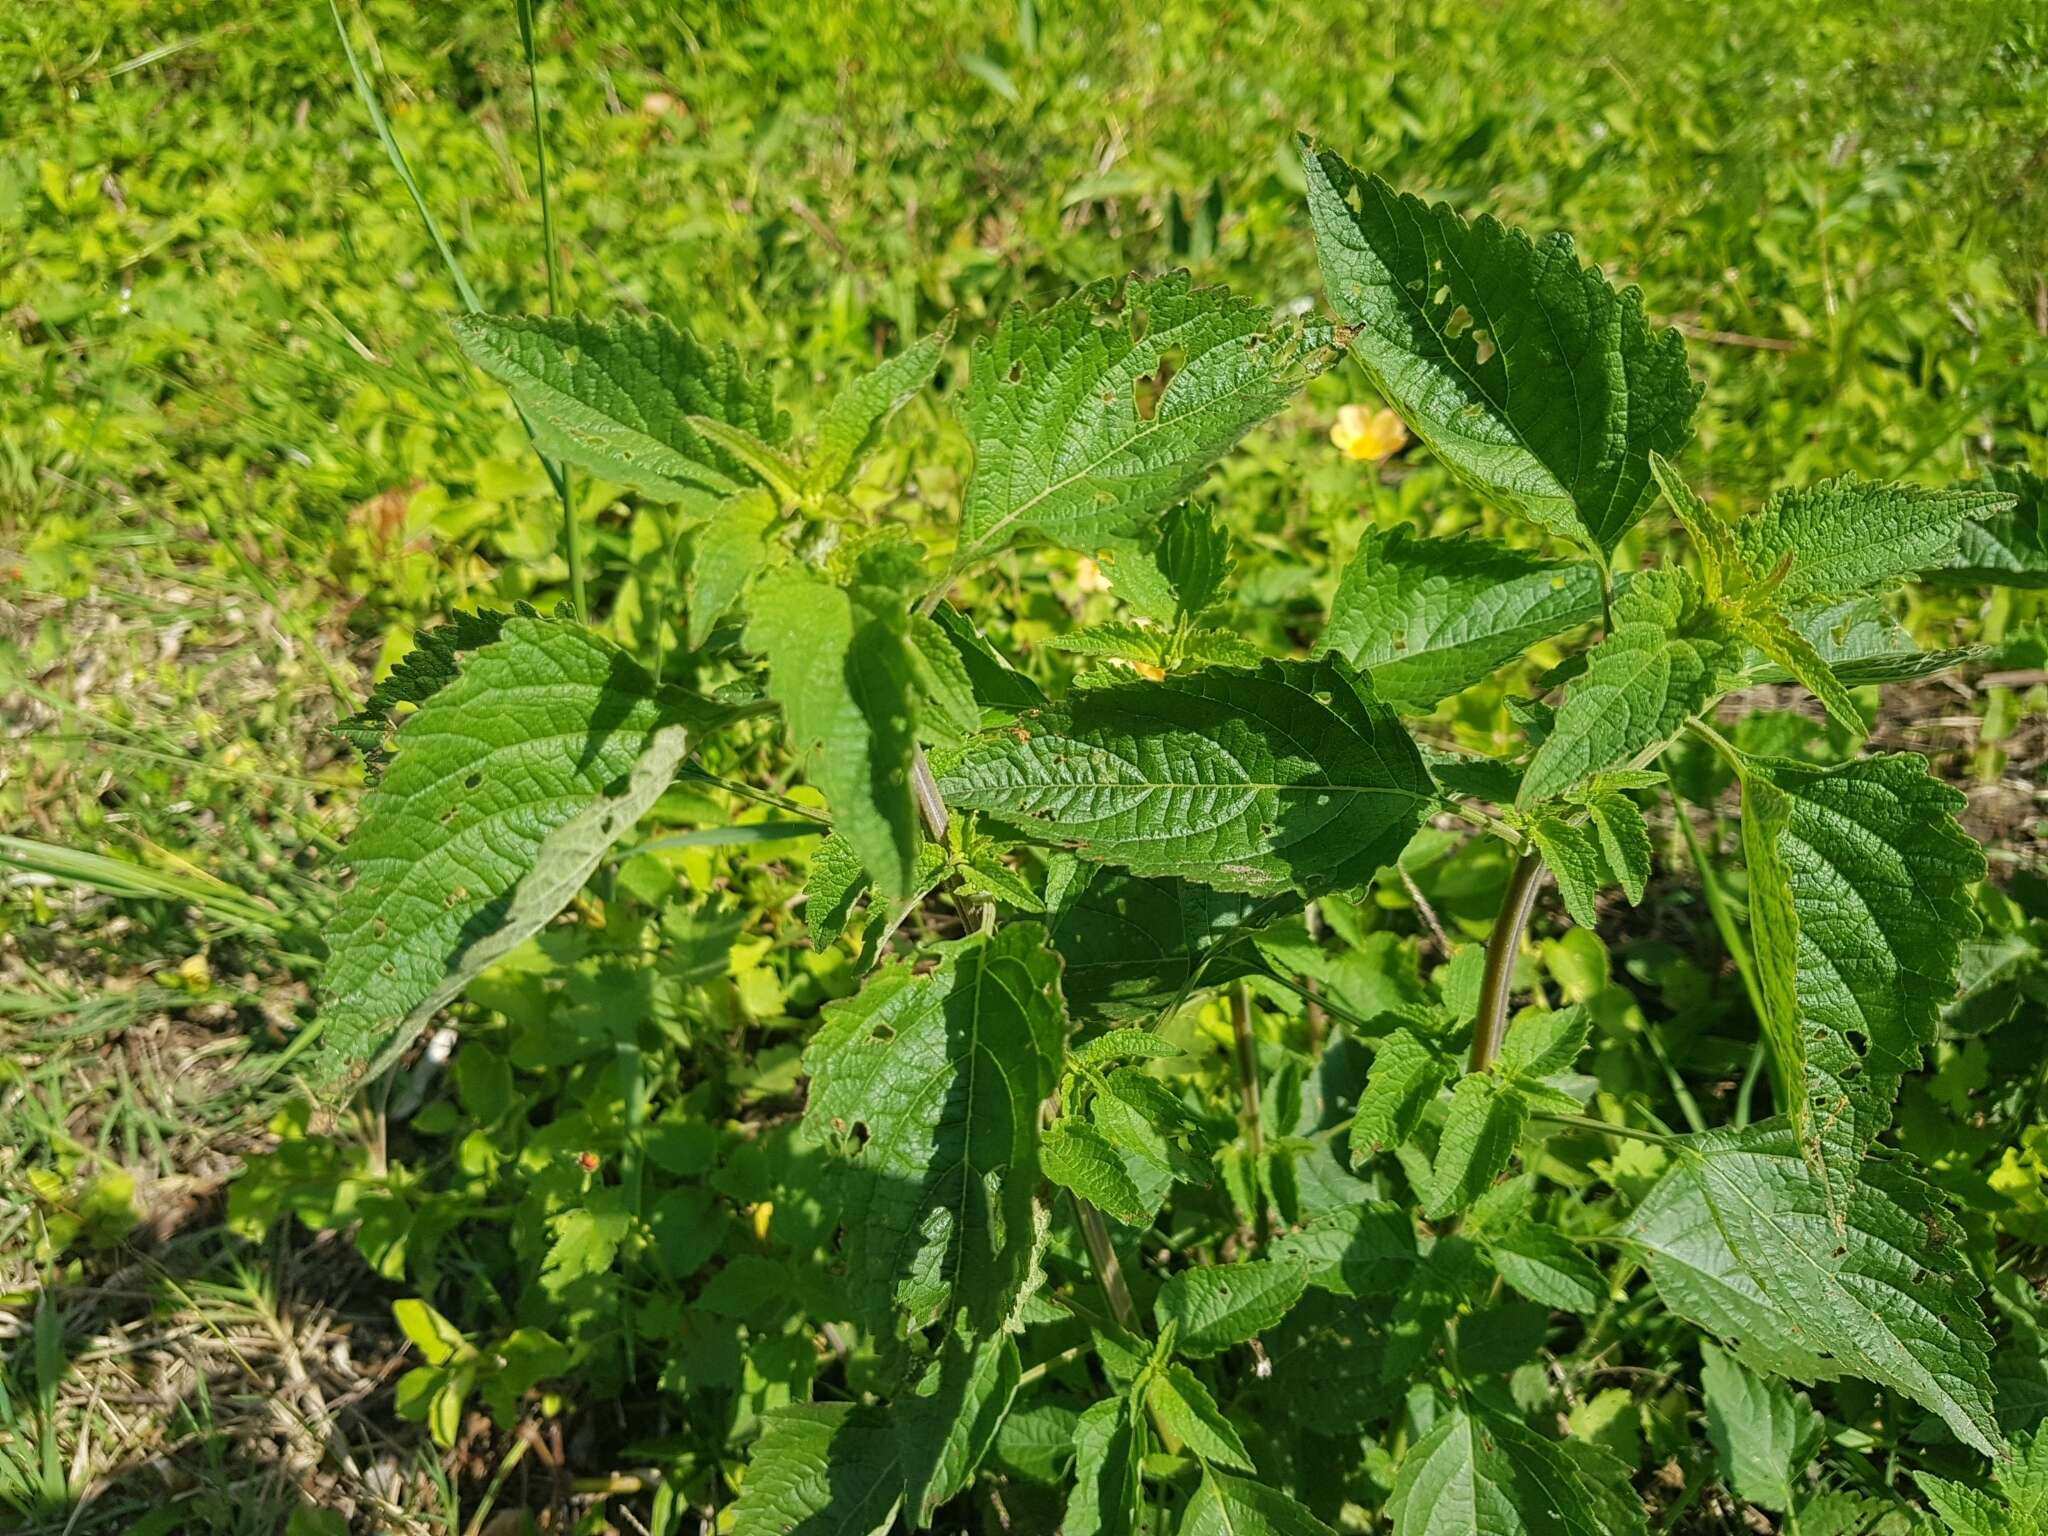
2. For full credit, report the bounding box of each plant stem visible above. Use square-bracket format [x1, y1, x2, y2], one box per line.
[1075, 1197, 1137, 1330]
[513, 0, 584, 620]
[1530, 1110, 1679, 1148]
[1230, 980, 1270, 1246]
[1469, 851, 1546, 1073]
[910, 747, 949, 843]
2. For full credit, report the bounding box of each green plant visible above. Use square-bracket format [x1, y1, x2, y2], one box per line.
[303, 137, 2048, 1531]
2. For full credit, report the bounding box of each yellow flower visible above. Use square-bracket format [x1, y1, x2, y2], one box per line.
[1330, 404, 1408, 463]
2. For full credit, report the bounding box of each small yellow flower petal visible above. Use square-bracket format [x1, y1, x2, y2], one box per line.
[1330, 404, 1409, 463]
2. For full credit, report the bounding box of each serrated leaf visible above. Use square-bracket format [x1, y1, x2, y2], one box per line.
[1917, 1431, 2048, 1535]
[1499, 1006, 1591, 1082]
[1586, 793, 1649, 905]
[925, 604, 1049, 718]
[317, 618, 717, 1087]
[1738, 752, 1984, 1155]
[1269, 1203, 1418, 1297]
[1488, 1224, 1606, 1313]
[1148, 1363, 1252, 1470]
[908, 611, 984, 741]
[1065, 1396, 1143, 1536]
[1182, 1469, 1337, 1536]
[938, 656, 1432, 896]
[1155, 1260, 1309, 1357]
[802, 924, 1066, 1333]
[1320, 528, 1605, 710]
[1047, 870, 1266, 1021]
[1389, 1407, 1646, 1536]
[1073, 1028, 1186, 1066]
[1177, 629, 1269, 670]
[1932, 464, 2048, 588]
[1425, 1074, 1526, 1220]
[1155, 502, 1233, 616]
[1624, 1119, 2000, 1456]
[1046, 621, 1176, 666]
[1651, 451, 1747, 600]
[1728, 606, 1865, 738]
[688, 487, 780, 649]
[1303, 144, 1697, 557]
[1527, 814, 1605, 928]
[1700, 1340, 1824, 1512]
[1520, 569, 1738, 805]
[749, 550, 921, 899]
[803, 835, 947, 954]
[543, 1197, 632, 1289]
[960, 270, 1335, 558]
[453, 312, 785, 502]
[1349, 1028, 1454, 1158]
[733, 1403, 902, 1536]
[1780, 597, 1987, 686]
[1735, 475, 2016, 603]
[1043, 1117, 1151, 1226]
[335, 608, 512, 762]
[898, 1333, 1020, 1527]
[810, 319, 952, 492]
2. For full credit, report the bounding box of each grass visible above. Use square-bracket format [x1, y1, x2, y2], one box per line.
[3, 0, 2046, 1529]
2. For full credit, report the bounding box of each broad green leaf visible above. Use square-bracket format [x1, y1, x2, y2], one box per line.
[1047, 869, 1267, 1021]
[1779, 597, 1986, 686]
[749, 547, 922, 899]
[1650, 450, 1746, 599]
[1735, 475, 2016, 603]
[1585, 793, 1649, 905]
[1320, 528, 1604, 710]
[688, 487, 780, 649]
[391, 1299, 465, 1367]
[335, 608, 510, 762]
[452, 312, 785, 502]
[1065, 1396, 1143, 1536]
[1154, 1260, 1309, 1357]
[1931, 464, 2048, 588]
[1526, 814, 1604, 928]
[802, 924, 1066, 1333]
[1147, 1363, 1252, 1470]
[1073, 1028, 1186, 1066]
[959, 270, 1335, 558]
[1519, 570, 1739, 805]
[898, 1333, 1020, 1527]
[1046, 621, 1176, 667]
[1182, 1469, 1336, 1536]
[1624, 1119, 2000, 1455]
[1497, 1005, 1591, 1081]
[317, 618, 717, 1087]
[733, 1403, 901, 1536]
[1389, 1407, 1645, 1536]
[810, 319, 953, 492]
[1043, 1117, 1151, 1227]
[907, 612, 984, 741]
[1918, 1431, 2048, 1535]
[1349, 1027, 1454, 1157]
[1487, 1224, 1605, 1313]
[1700, 1341, 1824, 1512]
[1269, 1202, 1418, 1297]
[1303, 143, 1698, 557]
[803, 835, 947, 955]
[1155, 502, 1233, 616]
[992, 1403, 1081, 1484]
[938, 656, 1433, 897]
[1093, 1070, 1210, 1185]
[1424, 1074, 1527, 1219]
[1738, 752, 1984, 1154]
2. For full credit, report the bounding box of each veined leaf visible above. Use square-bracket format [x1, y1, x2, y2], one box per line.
[1065, 1396, 1143, 1536]
[1931, 464, 2048, 588]
[1737, 752, 1983, 1155]
[1624, 1119, 2000, 1456]
[1520, 570, 1738, 805]
[335, 608, 511, 762]
[802, 924, 1066, 1333]
[1303, 143, 1698, 557]
[453, 312, 785, 502]
[1917, 1431, 2048, 1535]
[317, 618, 720, 1087]
[924, 603, 1048, 719]
[1182, 1468, 1336, 1536]
[1586, 792, 1649, 905]
[733, 1403, 901, 1536]
[1735, 475, 2016, 603]
[1727, 606, 1864, 738]
[1147, 1363, 1252, 1470]
[1487, 1224, 1606, 1314]
[1320, 528, 1605, 710]
[749, 546, 923, 899]
[1700, 1341, 1824, 1513]
[1424, 1073, 1527, 1220]
[1048, 869, 1266, 1021]
[1388, 1407, 1645, 1536]
[1269, 1203, 1418, 1297]
[810, 319, 953, 492]
[688, 487, 780, 649]
[1349, 1028, 1454, 1158]
[938, 656, 1433, 897]
[1155, 1259, 1309, 1357]
[1526, 814, 1606, 929]
[1778, 597, 1986, 687]
[1043, 1117, 1151, 1227]
[959, 270, 1335, 558]
[898, 1333, 1021, 1527]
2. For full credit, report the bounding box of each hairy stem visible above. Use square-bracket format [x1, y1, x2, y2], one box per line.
[1230, 980, 1270, 1246]
[1469, 851, 1547, 1073]
[910, 747, 949, 843]
[1075, 1197, 1137, 1330]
